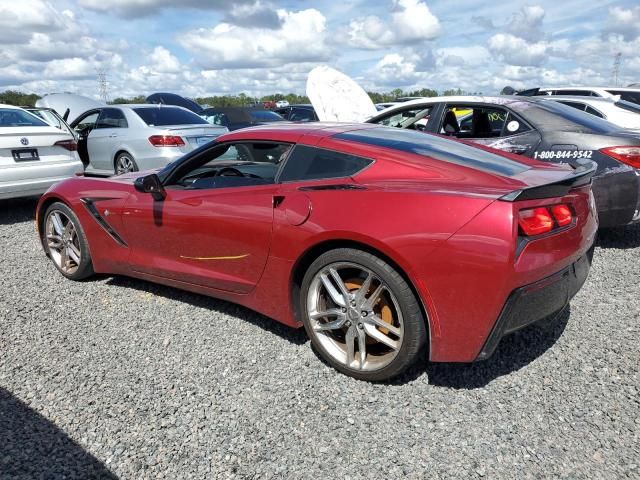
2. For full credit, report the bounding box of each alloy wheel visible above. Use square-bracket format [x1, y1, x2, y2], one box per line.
[45, 210, 81, 275]
[306, 262, 404, 372]
[115, 154, 134, 175]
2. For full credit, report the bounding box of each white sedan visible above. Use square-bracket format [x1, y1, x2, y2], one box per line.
[0, 104, 83, 200]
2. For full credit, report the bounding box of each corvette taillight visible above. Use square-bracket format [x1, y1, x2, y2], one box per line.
[54, 139, 78, 151]
[149, 135, 185, 147]
[600, 146, 640, 169]
[518, 204, 573, 236]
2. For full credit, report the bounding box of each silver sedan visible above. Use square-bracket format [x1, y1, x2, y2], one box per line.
[70, 104, 228, 175]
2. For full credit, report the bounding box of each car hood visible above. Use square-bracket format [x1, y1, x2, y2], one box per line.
[306, 66, 377, 123]
[35, 94, 105, 124]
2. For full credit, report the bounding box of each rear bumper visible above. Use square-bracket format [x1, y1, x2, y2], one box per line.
[475, 246, 594, 361]
[0, 160, 83, 199]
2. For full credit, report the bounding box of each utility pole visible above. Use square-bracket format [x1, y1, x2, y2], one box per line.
[97, 68, 109, 103]
[612, 52, 622, 87]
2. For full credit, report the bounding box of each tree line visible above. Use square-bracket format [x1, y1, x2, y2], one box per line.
[1, 88, 481, 109]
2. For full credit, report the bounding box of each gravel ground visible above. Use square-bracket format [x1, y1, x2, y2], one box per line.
[0, 196, 638, 479]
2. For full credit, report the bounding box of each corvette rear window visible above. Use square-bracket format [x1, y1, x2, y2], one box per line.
[0, 108, 48, 127]
[334, 128, 529, 176]
[133, 107, 208, 126]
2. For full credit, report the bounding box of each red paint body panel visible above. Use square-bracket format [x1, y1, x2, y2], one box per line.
[37, 123, 597, 362]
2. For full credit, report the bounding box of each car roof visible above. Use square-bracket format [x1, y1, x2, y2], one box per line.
[539, 95, 616, 103]
[0, 104, 23, 110]
[540, 86, 640, 92]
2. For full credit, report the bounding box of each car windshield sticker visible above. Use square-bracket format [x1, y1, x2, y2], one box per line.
[534, 150, 593, 160]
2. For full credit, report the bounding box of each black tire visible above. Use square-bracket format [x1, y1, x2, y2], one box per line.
[114, 152, 138, 175]
[300, 248, 427, 381]
[43, 202, 95, 281]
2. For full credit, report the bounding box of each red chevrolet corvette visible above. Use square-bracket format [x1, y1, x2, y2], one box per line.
[37, 123, 597, 381]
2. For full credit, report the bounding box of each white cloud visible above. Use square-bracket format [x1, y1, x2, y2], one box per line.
[507, 5, 545, 42]
[343, 0, 440, 49]
[488, 34, 549, 66]
[179, 8, 330, 69]
[604, 6, 640, 42]
[148, 46, 181, 74]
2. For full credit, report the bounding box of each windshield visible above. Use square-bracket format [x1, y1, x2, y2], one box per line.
[0, 108, 49, 127]
[133, 107, 208, 126]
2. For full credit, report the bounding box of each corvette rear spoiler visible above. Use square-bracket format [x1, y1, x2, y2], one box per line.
[500, 160, 597, 202]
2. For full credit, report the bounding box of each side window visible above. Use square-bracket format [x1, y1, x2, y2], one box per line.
[279, 145, 372, 182]
[169, 142, 292, 190]
[290, 108, 315, 122]
[585, 106, 605, 118]
[443, 106, 530, 139]
[373, 107, 432, 129]
[96, 108, 128, 129]
[558, 101, 587, 111]
[74, 111, 99, 131]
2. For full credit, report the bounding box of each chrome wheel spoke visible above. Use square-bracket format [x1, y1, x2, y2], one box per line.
[356, 327, 367, 368]
[47, 234, 63, 249]
[329, 268, 352, 304]
[67, 244, 81, 264]
[363, 283, 385, 310]
[320, 272, 346, 307]
[366, 314, 401, 336]
[363, 324, 400, 351]
[354, 271, 373, 305]
[310, 308, 344, 320]
[345, 327, 356, 367]
[50, 212, 64, 236]
[313, 315, 347, 332]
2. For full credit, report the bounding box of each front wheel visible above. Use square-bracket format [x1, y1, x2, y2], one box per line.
[114, 152, 138, 175]
[44, 202, 94, 280]
[300, 248, 427, 381]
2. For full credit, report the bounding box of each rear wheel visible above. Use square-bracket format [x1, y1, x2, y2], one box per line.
[44, 202, 94, 280]
[114, 152, 138, 175]
[300, 248, 427, 381]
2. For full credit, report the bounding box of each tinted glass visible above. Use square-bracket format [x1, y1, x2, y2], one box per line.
[74, 111, 99, 131]
[606, 90, 640, 105]
[614, 100, 640, 114]
[557, 101, 586, 111]
[551, 90, 594, 97]
[0, 108, 49, 127]
[134, 107, 208, 126]
[96, 108, 128, 128]
[289, 108, 316, 122]
[279, 145, 372, 182]
[250, 110, 285, 122]
[584, 106, 604, 118]
[374, 107, 432, 128]
[29, 109, 63, 129]
[335, 128, 529, 176]
[531, 100, 620, 133]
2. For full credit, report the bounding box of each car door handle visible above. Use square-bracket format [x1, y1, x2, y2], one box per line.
[109, 134, 118, 138]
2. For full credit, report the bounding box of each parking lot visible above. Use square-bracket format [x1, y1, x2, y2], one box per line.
[0, 196, 638, 479]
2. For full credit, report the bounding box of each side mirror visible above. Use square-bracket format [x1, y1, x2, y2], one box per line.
[134, 173, 166, 201]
